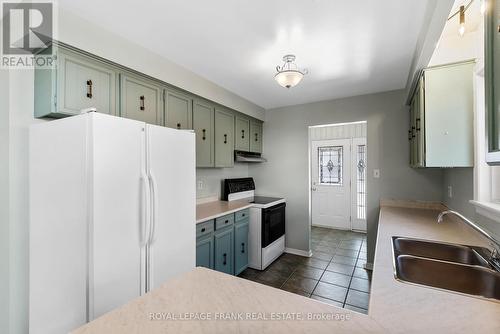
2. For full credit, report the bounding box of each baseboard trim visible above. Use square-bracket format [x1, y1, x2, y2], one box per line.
[364, 262, 374, 271]
[285, 248, 312, 258]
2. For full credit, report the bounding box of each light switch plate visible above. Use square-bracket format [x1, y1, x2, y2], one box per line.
[197, 180, 204, 190]
[373, 169, 380, 178]
[448, 185, 453, 198]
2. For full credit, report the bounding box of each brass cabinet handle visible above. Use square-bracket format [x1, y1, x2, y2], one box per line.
[139, 95, 145, 111]
[255, 133, 258, 142]
[202, 129, 206, 140]
[241, 242, 245, 253]
[224, 134, 227, 144]
[241, 129, 245, 139]
[416, 118, 421, 132]
[408, 130, 412, 141]
[223, 253, 227, 266]
[86, 80, 93, 98]
[177, 123, 181, 129]
[411, 126, 416, 138]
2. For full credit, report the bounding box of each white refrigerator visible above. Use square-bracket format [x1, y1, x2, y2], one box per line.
[29, 112, 196, 333]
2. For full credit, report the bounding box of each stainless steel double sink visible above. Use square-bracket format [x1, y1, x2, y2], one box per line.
[392, 237, 500, 301]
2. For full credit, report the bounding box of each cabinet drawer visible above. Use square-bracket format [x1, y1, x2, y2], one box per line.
[196, 220, 214, 238]
[215, 214, 234, 230]
[235, 209, 249, 222]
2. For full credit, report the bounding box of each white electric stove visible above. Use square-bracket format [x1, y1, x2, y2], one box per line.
[223, 178, 286, 270]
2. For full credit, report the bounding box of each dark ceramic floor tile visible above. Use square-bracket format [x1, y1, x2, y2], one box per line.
[340, 240, 363, 247]
[320, 271, 351, 288]
[349, 277, 370, 293]
[310, 295, 344, 307]
[238, 268, 261, 280]
[280, 253, 307, 264]
[294, 264, 325, 280]
[346, 289, 369, 309]
[280, 285, 311, 297]
[353, 267, 371, 280]
[282, 274, 318, 293]
[338, 243, 361, 251]
[356, 259, 366, 269]
[326, 262, 355, 276]
[318, 239, 340, 248]
[265, 258, 297, 275]
[335, 248, 359, 258]
[332, 255, 357, 266]
[301, 257, 330, 270]
[314, 245, 337, 254]
[311, 251, 333, 261]
[312, 282, 348, 303]
[256, 268, 290, 287]
[344, 304, 368, 314]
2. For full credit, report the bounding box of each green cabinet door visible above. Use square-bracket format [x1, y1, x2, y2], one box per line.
[249, 120, 263, 153]
[215, 108, 235, 167]
[196, 235, 214, 269]
[35, 50, 118, 118]
[214, 227, 234, 275]
[120, 74, 163, 125]
[193, 100, 215, 167]
[234, 219, 249, 275]
[165, 89, 193, 130]
[235, 115, 250, 151]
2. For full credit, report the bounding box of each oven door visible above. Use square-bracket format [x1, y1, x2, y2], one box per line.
[261, 203, 286, 248]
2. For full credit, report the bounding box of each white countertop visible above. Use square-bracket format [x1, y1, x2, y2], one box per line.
[196, 200, 252, 224]
[73, 202, 500, 333]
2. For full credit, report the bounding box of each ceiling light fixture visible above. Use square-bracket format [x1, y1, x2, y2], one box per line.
[274, 54, 308, 89]
[447, 0, 476, 37]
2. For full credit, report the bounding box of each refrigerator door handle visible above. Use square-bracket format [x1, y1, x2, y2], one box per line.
[148, 172, 159, 245]
[140, 174, 151, 247]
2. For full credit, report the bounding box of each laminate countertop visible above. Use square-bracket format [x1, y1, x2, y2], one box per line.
[73, 203, 500, 333]
[196, 200, 252, 224]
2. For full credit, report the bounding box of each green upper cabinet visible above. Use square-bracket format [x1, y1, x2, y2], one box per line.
[35, 48, 118, 118]
[235, 115, 250, 152]
[193, 100, 215, 167]
[120, 74, 163, 125]
[215, 108, 235, 167]
[424, 62, 474, 167]
[409, 61, 474, 168]
[249, 120, 263, 153]
[164, 89, 192, 130]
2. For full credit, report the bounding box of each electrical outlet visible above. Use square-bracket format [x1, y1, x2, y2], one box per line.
[448, 185, 453, 198]
[373, 169, 380, 178]
[197, 180, 204, 190]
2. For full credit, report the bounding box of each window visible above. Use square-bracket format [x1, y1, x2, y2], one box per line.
[318, 146, 342, 185]
[356, 145, 367, 220]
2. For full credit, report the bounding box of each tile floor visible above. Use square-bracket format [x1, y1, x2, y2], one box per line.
[238, 226, 371, 314]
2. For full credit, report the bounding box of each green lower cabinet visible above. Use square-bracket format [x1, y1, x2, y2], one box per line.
[234, 219, 249, 275]
[196, 235, 214, 269]
[214, 226, 234, 275]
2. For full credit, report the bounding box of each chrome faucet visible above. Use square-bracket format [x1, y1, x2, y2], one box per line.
[437, 210, 500, 263]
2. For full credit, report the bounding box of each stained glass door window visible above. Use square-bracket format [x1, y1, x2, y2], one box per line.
[318, 146, 343, 185]
[356, 145, 366, 219]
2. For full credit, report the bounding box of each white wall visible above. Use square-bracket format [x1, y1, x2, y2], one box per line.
[0, 70, 10, 334]
[249, 90, 444, 263]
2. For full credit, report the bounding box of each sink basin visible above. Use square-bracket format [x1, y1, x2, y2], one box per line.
[395, 255, 500, 300]
[392, 237, 490, 267]
[392, 237, 500, 301]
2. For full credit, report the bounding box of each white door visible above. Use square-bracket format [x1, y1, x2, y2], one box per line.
[311, 139, 351, 229]
[91, 114, 147, 318]
[351, 138, 367, 231]
[146, 125, 196, 291]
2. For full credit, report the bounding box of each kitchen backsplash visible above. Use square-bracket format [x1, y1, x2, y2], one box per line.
[196, 163, 249, 200]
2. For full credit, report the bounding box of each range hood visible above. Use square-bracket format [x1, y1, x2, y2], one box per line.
[234, 150, 267, 163]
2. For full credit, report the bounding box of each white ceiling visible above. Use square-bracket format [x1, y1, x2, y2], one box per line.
[58, 0, 432, 109]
